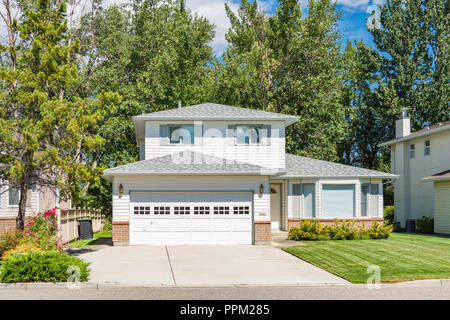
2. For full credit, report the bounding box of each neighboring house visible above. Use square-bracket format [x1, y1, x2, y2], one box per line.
[380, 109, 450, 230]
[422, 171, 450, 234]
[0, 181, 70, 235]
[104, 103, 396, 245]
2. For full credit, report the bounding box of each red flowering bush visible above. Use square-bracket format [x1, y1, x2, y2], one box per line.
[23, 208, 67, 253]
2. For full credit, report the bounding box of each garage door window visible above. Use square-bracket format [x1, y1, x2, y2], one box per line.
[134, 206, 150, 215]
[154, 206, 170, 215]
[214, 206, 230, 215]
[321, 185, 355, 218]
[233, 206, 250, 215]
[194, 206, 210, 215]
[174, 206, 190, 215]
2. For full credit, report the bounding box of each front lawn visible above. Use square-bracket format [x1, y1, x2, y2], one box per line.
[69, 231, 112, 248]
[285, 233, 450, 283]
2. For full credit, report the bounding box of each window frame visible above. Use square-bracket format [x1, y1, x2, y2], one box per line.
[321, 184, 356, 218]
[409, 143, 415, 159]
[424, 139, 431, 156]
[8, 185, 20, 207]
[235, 125, 261, 145]
[361, 184, 369, 217]
[168, 124, 195, 145]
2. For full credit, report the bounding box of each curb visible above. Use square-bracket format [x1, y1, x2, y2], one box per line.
[0, 279, 449, 290]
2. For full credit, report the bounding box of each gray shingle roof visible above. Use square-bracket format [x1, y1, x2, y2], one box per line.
[133, 103, 299, 126]
[103, 151, 284, 179]
[280, 154, 398, 178]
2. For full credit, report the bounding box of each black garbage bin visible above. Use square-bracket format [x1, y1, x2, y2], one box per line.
[405, 219, 416, 233]
[78, 218, 93, 240]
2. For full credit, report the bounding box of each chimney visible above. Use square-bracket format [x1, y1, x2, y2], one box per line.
[395, 108, 410, 138]
[178, 100, 181, 109]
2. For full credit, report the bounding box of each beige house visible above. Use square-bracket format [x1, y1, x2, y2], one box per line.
[422, 171, 450, 234]
[380, 110, 450, 231]
[0, 182, 71, 235]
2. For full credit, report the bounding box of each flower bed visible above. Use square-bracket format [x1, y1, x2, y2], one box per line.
[0, 208, 90, 283]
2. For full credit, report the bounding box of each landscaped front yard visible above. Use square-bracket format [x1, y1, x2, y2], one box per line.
[285, 233, 450, 283]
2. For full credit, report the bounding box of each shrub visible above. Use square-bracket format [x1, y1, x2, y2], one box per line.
[24, 209, 66, 252]
[288, 220, 328, 240]
[289, 219, 393, 241]
[0, 230, 26, 258]
[368, 221, 393, 239]
[0, 251, 90, 283]
[1, 243, 43, 259]
[384, 206, 395, 223]
[416, 216, 434, 234]
[103, 218, 112, 231]
[327, 219, 357, 240]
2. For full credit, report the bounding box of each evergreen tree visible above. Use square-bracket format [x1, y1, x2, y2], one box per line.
[0, 0, 119, 229]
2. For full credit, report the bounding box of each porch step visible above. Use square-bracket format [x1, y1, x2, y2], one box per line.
[271, 230, 289, 241]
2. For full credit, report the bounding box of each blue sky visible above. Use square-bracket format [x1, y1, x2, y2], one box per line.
[184, 0, 386, 55]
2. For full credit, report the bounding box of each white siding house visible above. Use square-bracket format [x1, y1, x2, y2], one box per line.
[104, 103, 396, 245]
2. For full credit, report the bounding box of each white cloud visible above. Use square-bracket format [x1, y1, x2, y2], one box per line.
[187, 0, 275, 56]
[186, 0, 239, 56]
[336, 0, 386, 9]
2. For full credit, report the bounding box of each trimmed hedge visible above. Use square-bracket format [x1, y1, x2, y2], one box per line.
[0, 251, 90, 283]
[288, 219, 393, 241]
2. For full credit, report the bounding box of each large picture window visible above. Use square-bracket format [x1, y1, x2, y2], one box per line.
[321, 184, 355, 218]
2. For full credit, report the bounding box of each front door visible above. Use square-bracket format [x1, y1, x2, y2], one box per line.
[270, 184, 281, 230]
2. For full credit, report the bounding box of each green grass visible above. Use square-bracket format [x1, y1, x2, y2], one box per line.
[69, 231, 112, 248]
[285, 233, 450, 283]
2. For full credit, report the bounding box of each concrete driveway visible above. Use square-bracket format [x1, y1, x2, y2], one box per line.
[78, 245, 349, 286]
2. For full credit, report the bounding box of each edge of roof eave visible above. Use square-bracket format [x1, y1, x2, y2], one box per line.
[379, 125, 450, 147]
[277, 174, 399, 179]
[421, 176, 450, 182]
[103, 171, 286, 177]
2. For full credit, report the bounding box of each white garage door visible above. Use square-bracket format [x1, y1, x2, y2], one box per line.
[130, 192, 253, 245]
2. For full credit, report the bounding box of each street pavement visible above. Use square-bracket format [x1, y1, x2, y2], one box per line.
[1, 280, 450, 299]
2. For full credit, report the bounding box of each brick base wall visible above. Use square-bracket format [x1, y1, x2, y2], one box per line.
[254, 221, 271, 242]
[112, 221, 129, 244]
[288, 218, 384, 231]
[0, 218, 16, 236]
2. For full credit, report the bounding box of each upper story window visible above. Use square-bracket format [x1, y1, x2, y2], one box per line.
[160, 124, 194, 145]
[236, 125, 260, 144]
[169, 125, 194, 144]
[228, 124, 270, 145]
[409, 144, 415, 159]
[424, 140, 431, 156]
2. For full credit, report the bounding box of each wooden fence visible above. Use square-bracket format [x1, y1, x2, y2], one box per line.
[56, 208, 105, 243]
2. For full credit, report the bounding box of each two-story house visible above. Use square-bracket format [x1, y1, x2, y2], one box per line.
[104, 103, 396, 245]
[380, 109, 450, 232]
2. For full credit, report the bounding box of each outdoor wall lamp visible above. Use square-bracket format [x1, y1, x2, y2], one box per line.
[119, 183, 124, 196]
[259, 184, 264, 197]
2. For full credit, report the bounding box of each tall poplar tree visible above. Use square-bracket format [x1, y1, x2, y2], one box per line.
[214, 0, 347, 161]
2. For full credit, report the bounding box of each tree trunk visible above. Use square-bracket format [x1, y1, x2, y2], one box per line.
[16, 179, 29, 230]
[16, 152, 33, 230]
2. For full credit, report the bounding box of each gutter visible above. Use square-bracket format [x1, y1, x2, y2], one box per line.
[379, 125, 450, 147]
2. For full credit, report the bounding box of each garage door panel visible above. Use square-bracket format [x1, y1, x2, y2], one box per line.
[130, 192, 252, 245]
